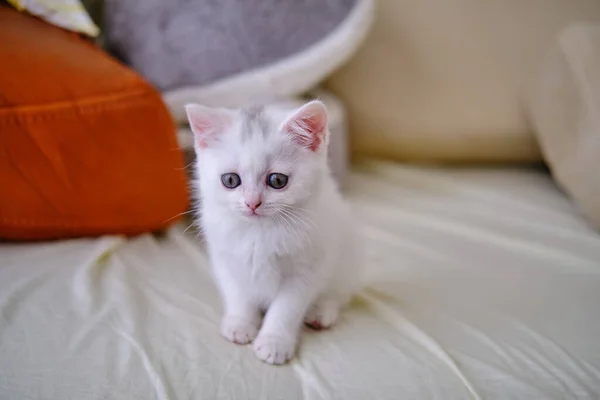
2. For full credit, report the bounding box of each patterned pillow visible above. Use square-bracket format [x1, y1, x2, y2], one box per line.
[6, 0, 99, 36]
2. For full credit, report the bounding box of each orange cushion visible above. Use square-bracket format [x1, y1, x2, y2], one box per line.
[0, 6, 189, 240]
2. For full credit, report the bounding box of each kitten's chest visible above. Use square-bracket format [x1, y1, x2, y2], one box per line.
[225, 227, 292, 269]
[212, 220, 306, 257]
[211, 225, 295, 298]
[208, 220, 313, 276]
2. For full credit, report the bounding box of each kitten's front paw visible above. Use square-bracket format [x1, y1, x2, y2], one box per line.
[220, 316, 259, 345]
[304, 301, 340, 330]
[253, 334, 296, 365]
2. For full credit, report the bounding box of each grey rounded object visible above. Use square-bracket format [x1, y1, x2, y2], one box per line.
[104, 0, 359, 91]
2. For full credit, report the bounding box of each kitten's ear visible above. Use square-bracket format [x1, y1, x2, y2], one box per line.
[281, 100, 328, 152]
[185, 104, 233, 148]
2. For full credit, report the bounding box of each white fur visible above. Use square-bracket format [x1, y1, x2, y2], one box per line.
[186, 101, 362, 364]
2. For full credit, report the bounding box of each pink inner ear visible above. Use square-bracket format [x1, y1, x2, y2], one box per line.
[284, 103, 327, 151]
[190, 119, 213, 149]
[185, 105, 229, 148]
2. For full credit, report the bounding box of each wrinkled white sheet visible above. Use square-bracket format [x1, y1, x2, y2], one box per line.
[1, 160, 599, 400]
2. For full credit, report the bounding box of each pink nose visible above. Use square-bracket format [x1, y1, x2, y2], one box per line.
[245, 200, 262, 211]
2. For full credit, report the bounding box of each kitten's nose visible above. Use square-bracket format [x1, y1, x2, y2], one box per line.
[245, 200, 262, 211]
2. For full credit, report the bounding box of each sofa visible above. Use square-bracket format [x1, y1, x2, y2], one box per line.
[1, 1, 599, 399]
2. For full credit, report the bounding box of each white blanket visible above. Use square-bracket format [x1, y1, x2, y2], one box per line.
[1, 160, 599, 400]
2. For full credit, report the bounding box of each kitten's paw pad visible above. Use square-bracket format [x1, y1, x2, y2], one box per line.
[253, 335, 296, 365]
[220, 317, 259, 345]
[304, 302, 339, 330]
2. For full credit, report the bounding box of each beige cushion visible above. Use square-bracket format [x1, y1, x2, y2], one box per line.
[326, 0, 600, 162]
[528, 24, 600, 229]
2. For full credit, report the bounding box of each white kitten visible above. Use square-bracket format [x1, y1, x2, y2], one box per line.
[185, 100, 362, 365]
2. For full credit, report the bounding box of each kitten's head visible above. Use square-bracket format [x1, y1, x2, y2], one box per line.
[185, 101, 329, 219]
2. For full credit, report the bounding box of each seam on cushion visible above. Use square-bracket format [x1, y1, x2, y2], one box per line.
[0, 204, 187, 227]
[0, 89, 154, 113]
[0, 215, 184, 232]
[0, 87, 152, 112]
[0, 89, 161, 124]
[0, 220, 183, 240]
[0, 217, 180, 227]
[0, 95, 164, 126]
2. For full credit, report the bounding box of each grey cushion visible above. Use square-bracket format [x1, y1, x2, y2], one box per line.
[104, 0, 358, 91]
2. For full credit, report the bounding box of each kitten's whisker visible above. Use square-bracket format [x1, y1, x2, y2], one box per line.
[278, 212, 305, 249]
[274, 211, 302, 248]
[193, 232, 206, 244]
[278, 208, 311, 249]
[292, 209, 323, 239]
[278, 206, 323, 242]
[276, 214, 300, 252]
[174, 160, 196, 171]
[283, 205, 319, 227]
[273, 213, 299, 252]
[282, 204, 317, 217]
[183, 221, 201, 235]
[278, 208, 307, 230]
[163, 210, 195, 224]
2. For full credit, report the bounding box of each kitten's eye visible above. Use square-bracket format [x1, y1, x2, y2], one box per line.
[267, 173, 288, 189]
[221, 173, 241, 189]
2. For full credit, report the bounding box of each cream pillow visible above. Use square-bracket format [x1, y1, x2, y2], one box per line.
[326, 0, 600, 162]
[7, 0, 99, 36]
[528, 24, 600, 229]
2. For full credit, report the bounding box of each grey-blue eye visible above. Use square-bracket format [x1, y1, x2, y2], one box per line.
[267, 173, 288, 189]
[221, 173, 241, 189]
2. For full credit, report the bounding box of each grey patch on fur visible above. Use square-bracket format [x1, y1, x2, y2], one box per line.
[103, 0, 357, 91]
[241, 106, 270, 138]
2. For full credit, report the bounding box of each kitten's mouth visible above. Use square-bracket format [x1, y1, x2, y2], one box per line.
[242, 209, 262, 218]
[241, 205, 275, 218]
